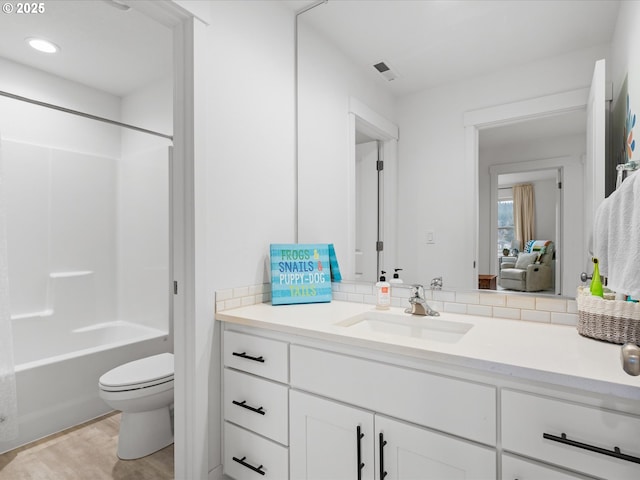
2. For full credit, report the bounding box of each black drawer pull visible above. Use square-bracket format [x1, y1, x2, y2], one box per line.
[356, 425, 365, 480]
[232, 456, 266, 475]
[379, 432, 388, 479]
[543, 432, 640, 464]
[232, 399, 266, 415]
[232, 351, 265, 363]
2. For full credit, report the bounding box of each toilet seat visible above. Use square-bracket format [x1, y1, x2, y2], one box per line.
[99, 352, 174, 392]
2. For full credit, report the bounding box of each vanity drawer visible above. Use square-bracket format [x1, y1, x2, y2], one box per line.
[224, 330, 288, 383]
[290, 345, 496, 445]
[224, 422, 288, 480]
[502, 389, 640, 479]
[224, 368, 289, 445]
[502, 453, 596, 480]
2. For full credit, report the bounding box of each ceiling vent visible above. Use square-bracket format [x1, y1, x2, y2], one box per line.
[373, 61, 398, 81]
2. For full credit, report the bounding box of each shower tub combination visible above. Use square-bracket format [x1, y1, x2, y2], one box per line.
[0, 272, 169, 454]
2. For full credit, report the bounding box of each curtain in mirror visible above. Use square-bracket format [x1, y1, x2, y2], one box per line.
[513, 183, 535, 251]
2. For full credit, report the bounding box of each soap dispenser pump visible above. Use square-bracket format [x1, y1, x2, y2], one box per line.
[390, 268, 403, 284]
[376, 271, 391, 310]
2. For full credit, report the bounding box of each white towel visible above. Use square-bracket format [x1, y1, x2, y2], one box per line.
[593, 171, 640, 298]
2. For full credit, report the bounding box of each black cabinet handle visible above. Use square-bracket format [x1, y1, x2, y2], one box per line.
[232, 456, 266, 476]
[232, 399, 265, 415]
[356, 425, 365, 480]
[232, 351, 265, 363]
[379, 432, 388, 479]
[543, 432, 640, 464]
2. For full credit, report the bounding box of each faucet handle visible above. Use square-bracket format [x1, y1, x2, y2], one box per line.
[409, 284, 425, 300]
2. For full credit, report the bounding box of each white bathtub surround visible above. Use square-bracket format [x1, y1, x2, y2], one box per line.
[0, 136, 18, 441]
[216, 281, 579, 326]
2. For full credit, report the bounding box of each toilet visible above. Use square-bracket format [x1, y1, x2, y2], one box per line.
[99, 352, 174, 460]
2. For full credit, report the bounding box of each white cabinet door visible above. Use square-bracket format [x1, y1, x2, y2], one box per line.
[376, 415, 496, 480]
[290, 390, 375, 480]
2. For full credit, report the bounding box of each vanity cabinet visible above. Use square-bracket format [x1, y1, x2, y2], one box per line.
[222, 330, 289, 480]
[375, 414, 495, 479]
[290, 390, 495, 480]
[501, 389, 640, 479]
[289, 345, 496, 480]
[290, 390, 375, 480]
[221, 322, 640, 480]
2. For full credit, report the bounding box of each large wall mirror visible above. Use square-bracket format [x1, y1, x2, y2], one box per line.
[296, 1, 617, 299]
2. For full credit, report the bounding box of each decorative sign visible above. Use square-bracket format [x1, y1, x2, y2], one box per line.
[270, 244, 332, 305]
[328, 244, 342, 282]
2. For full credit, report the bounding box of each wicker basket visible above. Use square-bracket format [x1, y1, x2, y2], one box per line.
[576, 286, 640, 344]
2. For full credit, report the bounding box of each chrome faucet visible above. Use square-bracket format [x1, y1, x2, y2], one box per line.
[405, 284, 439, 316]
[430, 276, 443, 290]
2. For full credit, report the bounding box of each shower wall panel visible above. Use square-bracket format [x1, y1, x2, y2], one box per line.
[5, 139, 117, 322]
[5, 141, 50, 316]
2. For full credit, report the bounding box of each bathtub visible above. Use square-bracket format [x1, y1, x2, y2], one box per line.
[0, 314, 170, 454]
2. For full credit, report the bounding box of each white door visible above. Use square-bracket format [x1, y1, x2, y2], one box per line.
[375, 415, 496, 480]
[584, 58, 606, 260]
[290, 390, 375, 480]
[355, 140, 379, 281]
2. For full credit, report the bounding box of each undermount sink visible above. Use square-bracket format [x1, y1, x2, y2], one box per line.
[336, 310, 473, 344]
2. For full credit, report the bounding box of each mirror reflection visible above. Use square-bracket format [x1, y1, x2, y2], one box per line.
[296, 0, 620, 298]
[478, 110, 588, 296]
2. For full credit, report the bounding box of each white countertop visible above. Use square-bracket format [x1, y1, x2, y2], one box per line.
[216, 300, 640, 400]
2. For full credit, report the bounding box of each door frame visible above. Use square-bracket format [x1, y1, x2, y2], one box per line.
[348, 97, 399, 282]
[464, 87, 590, 290]
[132, 2, 207, 478]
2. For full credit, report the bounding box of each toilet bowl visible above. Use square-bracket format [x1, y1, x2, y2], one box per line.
[99, 352, 174, 460]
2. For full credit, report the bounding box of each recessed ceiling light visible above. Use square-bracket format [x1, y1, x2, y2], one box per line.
[26, 37, 60, 54]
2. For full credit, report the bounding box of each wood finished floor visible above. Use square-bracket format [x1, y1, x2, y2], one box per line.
[0, 412, 173, 480]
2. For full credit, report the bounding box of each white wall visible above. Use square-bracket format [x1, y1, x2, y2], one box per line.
[297, 17, 396, 279]
[611, 0, 640, 120]
[396, 44, 609, 288]
[202, 1, 296, 475]
[0, 58, 120, 156]
[611, 0, 640, 170]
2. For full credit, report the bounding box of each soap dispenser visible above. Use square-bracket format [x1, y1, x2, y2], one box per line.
[390, 268, 404, 284]
[376, 271, 391, 310]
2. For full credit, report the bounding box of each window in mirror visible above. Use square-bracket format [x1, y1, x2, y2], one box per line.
[497, 189, 515, 257]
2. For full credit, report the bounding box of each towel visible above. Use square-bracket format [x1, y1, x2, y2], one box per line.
[592, 171, 640, 298]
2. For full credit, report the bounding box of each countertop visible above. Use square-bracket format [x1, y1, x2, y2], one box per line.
[216, 300, 640, 401]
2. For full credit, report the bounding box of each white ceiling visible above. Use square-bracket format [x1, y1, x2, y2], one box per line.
[299, 0, 620, 97]
[297, 0, 614, 148]
[0, 0, 172, 97]
[0, 0, 619, 115]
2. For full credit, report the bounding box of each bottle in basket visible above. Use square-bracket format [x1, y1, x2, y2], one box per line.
[590, 257, 603, 298]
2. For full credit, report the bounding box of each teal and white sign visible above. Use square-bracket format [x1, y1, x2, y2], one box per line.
[270, 244, 332, 305]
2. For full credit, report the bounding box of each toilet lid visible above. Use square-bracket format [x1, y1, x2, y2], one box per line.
[99, 352, 174, 391]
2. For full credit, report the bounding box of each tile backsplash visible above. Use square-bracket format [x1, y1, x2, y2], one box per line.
[215, 281, 578, 326]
